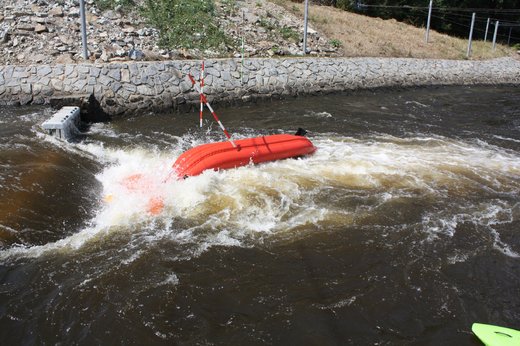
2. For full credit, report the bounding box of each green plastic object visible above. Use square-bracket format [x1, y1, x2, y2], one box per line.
[472, 323, 520, 346]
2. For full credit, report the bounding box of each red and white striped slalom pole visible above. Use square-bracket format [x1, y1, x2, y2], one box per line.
[188, 74, 236, 148]
[199, 61, 204, 128]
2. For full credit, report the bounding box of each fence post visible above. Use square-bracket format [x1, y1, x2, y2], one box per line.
[492, 21, 499, 51]
[79, 0, 88, 60]
[484, 18, 490, 42]
[467, 13, 476, 58]
[425, 0, 433, 43]
[508, 27, 512, 45]
[303, 0, 309, 55]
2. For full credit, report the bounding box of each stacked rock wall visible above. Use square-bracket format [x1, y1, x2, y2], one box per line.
[0, 57, 519, 117]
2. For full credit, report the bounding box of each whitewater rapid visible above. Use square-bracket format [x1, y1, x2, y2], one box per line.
[1, 128, 519, 261]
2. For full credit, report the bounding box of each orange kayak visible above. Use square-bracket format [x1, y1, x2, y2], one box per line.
[173, 133, 316, 178]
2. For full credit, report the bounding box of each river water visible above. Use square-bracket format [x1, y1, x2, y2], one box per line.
[0, 86, 519, 344]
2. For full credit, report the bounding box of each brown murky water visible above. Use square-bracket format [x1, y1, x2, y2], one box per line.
[1, 85, 519, 344]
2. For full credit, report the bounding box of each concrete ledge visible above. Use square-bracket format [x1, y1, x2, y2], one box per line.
[0, 57, 519, 118]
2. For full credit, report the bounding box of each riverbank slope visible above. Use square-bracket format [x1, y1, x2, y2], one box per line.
[1, 0, 516, 66]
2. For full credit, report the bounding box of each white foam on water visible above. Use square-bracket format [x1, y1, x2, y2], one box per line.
[421, 200, 519, 258]
[158, 273, 180, 286]
[405, 100, 429, 108]
[316, 295, 359, 311]
[1, 134, 519, 261]
[86, 123, 119, 138]
[0, 224, 18, 235]
[493, 135, 520, 144]
[304, 111, 333, 119]
[491, 228, 520, 258]
[447, 252, 470, 264]
[19, 111, 46, 123]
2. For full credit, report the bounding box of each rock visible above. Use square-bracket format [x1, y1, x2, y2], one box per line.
[306, 27, 317, 35]
[129, 94, 143, 103]
[100, 49, 112, 62]
[12, 30, 32, 37]
[32, 16, 47, 24]
[90, 67, 101, 77]
[122, 26, 135, 33]
[55, 54, 75, 64]
[115, 47, 126, 57]
[69, 8, 80, 18]
[129, 48, 145, 60]
[244, 13, 258, 23]
[137, 28, 152, 36]
[59, 35, 73, 45]
[30, 53, 46, 63]
[37, 66, 52, 76]
[0, 0, 338, 66]
[86, 13, 98, 22]
[16, 24, 34, 31]
[121, 69, 130, 82]
[107, 69, 121, 81]
[19, 94, 33, 106]
[103, 10, 120, 20]
[34, 24, 47, 33]
[108, 56, 127, 62]
[13, 10, 31, 18]
[49, 7, 64, 17]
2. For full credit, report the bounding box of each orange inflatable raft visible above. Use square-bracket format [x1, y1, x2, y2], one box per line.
[173, 131, 316, 178]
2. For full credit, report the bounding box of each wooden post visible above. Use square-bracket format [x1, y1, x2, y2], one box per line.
[467, 13, 476, 58]
[508, 27, 512, 45]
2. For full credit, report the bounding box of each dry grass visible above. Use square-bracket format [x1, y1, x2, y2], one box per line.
[272, 0, 516, 59]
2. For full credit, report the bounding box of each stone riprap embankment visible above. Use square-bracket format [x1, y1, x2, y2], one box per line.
[0, 57, 519, 117]
[0, 0, 337, 65]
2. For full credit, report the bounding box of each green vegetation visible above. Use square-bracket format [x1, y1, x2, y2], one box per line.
[94, 0, 135, 11]
[329, 38, 342, 48]
[259, 17, 276, 31]
[141, 0, 233, 52]
[221, 0, 238, 16]
[280, 27, 299, 42]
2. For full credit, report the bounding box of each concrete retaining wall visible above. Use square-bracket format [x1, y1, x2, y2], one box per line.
[1, 57, 519, 116]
